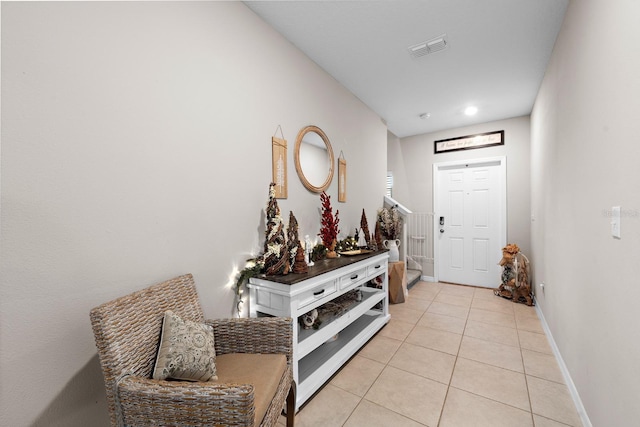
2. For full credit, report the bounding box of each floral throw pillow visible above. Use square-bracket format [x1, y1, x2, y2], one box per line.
[153, 310, 218, 381]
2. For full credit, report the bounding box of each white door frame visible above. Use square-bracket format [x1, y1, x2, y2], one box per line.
[433, 156, 507, 284]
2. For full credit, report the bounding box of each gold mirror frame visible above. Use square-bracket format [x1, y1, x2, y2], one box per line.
[294, 125, 335, 193]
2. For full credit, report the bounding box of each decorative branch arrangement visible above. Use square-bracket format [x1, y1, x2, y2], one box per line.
[360, 209, 371, 247]
[288, 211, 308, 274]
[287, 211, 299, 269]
[318, 191, 340, 258]
[377, 205, 403, 240]
[374, 220, 383, 249]
[262, 183, 290, 276]
[234, 183, 288, 316]
[234, 259, 263, 316]
[234, 185, 359, 316]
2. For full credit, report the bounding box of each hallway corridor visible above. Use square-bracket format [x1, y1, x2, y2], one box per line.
[281, 281, 582, 426]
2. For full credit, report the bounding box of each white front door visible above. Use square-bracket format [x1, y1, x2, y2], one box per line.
[434, 158, 506, 288]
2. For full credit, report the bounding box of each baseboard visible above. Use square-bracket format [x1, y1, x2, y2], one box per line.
[420, 275, 436, 282]
[534, 298, 592, 427]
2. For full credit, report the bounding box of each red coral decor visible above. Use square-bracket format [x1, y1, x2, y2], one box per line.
[318, 191, 340, 258]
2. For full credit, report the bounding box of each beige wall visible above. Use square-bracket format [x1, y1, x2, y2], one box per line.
[531, 0, 640, 424]
[386, 130, 411, 204]
[0, 2, 387, 425]
[395, 116, 531, 276]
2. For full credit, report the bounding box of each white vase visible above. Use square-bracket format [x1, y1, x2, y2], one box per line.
[383, 239, 401, 262]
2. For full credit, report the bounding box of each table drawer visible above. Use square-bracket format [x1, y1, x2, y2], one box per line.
[339, 267, 367, 290]
[298, 280, 337, 309]
[367, 261, 386, 277]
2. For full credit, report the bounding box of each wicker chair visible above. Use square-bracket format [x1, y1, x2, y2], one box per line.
[90, 273, 295, 427]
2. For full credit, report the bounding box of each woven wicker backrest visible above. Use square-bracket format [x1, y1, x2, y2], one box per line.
[90, 273, 204, 426]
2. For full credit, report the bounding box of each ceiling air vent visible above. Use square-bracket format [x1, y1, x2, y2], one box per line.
[408, 34, 448, 59]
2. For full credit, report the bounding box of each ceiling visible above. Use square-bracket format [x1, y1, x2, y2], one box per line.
[244, 0, 569, 138]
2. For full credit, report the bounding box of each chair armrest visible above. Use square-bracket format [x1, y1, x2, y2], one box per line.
[206, 317, 293, 362]
[117, 375, 255, 426]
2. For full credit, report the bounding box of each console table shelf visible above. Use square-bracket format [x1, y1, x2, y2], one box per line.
[248, 251, 390, 411]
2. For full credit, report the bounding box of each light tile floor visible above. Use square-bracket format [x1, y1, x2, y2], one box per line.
[279, 281, 582, 427]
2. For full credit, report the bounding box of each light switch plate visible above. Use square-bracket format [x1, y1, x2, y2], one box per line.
[611, 206, 621, 239]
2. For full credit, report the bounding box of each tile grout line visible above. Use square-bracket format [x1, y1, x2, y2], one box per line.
[333, 282, 553, 426]
[436, 283, 471, 427]
[439, 287, 545, 425]
[357, 283, 437, 426]
[341, 282, 437, 426]
[392, 285, 437, 426]
[513, 304, 537, 427]
[393, 281, 448, 426]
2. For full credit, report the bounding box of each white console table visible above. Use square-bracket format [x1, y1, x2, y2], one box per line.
[248, 250, 390, 411]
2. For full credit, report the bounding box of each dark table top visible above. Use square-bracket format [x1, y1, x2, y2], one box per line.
[254, 250, 389, 285]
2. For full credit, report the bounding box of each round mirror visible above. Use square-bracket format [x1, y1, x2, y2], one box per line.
[294, 125, 335, 193]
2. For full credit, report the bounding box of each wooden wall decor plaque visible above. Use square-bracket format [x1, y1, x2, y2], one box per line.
[272, 136, 287, 199]
[338, 155, 347, 202]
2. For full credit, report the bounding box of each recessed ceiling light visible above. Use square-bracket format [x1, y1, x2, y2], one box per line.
[464, 106, 478, 116]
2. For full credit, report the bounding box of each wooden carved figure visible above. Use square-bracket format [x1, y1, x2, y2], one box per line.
[494, 243, 533, 306]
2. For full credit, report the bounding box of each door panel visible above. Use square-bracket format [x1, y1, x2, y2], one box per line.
[472, 189, 489, 228]
[436, 159, 505, 287]
[472, 238, 489, 272]
[450, 191, 464, 226]
[450, 238, 464, 269]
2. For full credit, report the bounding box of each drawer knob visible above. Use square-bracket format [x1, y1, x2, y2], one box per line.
[313, 289, 325, 296]
[350, 274, 359, 280]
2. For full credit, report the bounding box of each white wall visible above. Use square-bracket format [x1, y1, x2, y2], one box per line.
[396, 116, 531, 276]
[386, 130, 411, 205]
[530, 0, 640, 424]
[0, 2, 387, 426]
